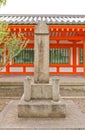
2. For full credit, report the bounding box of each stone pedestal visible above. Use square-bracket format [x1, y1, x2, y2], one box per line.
[18, 21, 66, 118]
[18, 77, 66, 118]
[18, 96, 66, 118]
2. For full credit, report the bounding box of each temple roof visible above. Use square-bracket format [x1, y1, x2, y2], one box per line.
[0, 14, 85, 25]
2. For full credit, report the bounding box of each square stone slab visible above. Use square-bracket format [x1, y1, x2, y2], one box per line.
[0, 100, 85, 130]
[18, 95, 66, 117]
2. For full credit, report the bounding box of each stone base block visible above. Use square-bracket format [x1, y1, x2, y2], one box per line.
[31, 84, 52, 99]
[1, 100, 85, 129]
[18, 95, 66, 118]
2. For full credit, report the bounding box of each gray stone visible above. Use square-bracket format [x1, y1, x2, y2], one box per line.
[24, 76, 31, 101]
[34, 21, 49, 34]
[34, 21, 49, 83]
[52, 78, 60, 101]
[18, 21, 66, 118]
[18, 96, 66, 118]
[31, 84, 52, 99]
[1, 100, 85, 130]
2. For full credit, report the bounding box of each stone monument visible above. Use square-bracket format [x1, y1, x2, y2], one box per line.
[18, 21, 66, 117]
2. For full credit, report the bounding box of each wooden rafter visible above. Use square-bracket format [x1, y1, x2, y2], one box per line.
[8, 25, 85, 41]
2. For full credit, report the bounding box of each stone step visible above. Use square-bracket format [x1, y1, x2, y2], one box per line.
[60, 82, 85, 97]
[0, 81, 85, 97]
[0, 82, 24, 97]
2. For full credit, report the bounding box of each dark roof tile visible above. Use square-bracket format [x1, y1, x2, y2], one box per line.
[0, 14, 85, 24]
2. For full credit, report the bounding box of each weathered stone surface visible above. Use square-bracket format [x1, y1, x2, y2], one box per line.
[18, 21, 66, 118]
[34, 21, 49, 83]
[1, 100, 85, 130]
[2, 81, 85, 98]
[24, 76, 31, 101]
[18, 96, 66, 118]
[52, 78, 60, 101]
[31, 84, 52, 99]
[34, 21, 49, 34]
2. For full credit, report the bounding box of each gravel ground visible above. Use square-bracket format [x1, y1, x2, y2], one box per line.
[0, 98, 11, 112]
[65, 98, 85, 113]
[0, 98, 85, 114]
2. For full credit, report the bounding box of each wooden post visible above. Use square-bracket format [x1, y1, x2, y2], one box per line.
[73, 41, 76, 74]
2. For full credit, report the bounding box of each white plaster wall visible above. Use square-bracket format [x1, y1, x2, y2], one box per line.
[26, 67, 34, 72]
[49, 67, 56, 72]
[76, 67, 84, 72]
[10, 67, 23, 72]
[26, 67, 57, 72]
[10, 59, 12, 65]
[59, 67, 73, 72]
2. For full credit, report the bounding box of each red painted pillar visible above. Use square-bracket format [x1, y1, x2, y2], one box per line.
[73, 41, 76, 74]
[83, 39, 85, 77]
[6, 50, 10, 74]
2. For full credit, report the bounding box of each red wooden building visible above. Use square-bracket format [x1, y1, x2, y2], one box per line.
[0, 14, 85, 76]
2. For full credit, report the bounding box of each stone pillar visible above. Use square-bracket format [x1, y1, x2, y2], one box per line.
[18, 21, 66, 118]
[24, 76, 31, 101]
[34, 21, 49, 83]
[52, 78, 60, 101]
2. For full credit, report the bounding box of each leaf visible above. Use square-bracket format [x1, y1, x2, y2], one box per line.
[0, 21, 29, 69]
[0, 0, 6, 6]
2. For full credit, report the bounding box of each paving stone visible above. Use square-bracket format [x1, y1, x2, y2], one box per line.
[0, 100, 85, 129]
